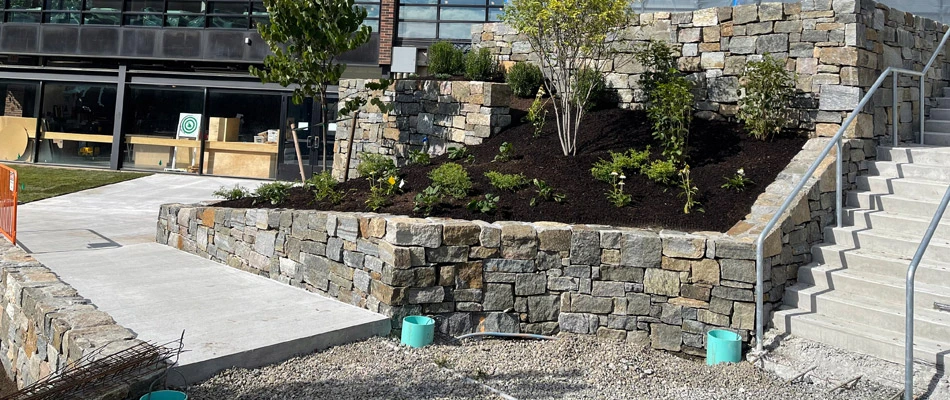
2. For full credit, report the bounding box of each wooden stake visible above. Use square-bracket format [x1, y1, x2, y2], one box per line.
[291, 128, 305, 183]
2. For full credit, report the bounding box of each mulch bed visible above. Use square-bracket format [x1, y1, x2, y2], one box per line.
[221, 96, 807, 233]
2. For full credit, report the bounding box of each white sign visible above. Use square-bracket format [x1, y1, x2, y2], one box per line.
[176, 113, 202, 139]
[8, 174, 13, 192]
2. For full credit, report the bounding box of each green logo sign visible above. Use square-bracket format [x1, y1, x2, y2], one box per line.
[177, 113, 202, 138]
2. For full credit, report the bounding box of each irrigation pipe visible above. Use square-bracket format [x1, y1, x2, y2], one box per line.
[455, 332, 558, 341]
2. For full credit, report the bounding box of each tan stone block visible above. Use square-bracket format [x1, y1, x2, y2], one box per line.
[669, 297, 709, 309]
[731, 301, 755, 330]
[699, 42, 721, 52]
[691, 259, 720, 285]
[816, 123, 840, 137]
[601, 249, 621, 265]
[200, 208, 216, 227]
[702, 26, 721, 42]
[818, 47, 858, 66]
[662, 257, 691, 272]
[815, 22, 844, 31]
[721, 22, 734, 37]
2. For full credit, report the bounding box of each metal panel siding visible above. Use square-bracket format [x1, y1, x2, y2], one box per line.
[39, 25, 80, 54]
[121, 29, 160, 57]
[0, 25, 39, 53]
[162, 30, 202, 59]
[79, 27, 121, 56]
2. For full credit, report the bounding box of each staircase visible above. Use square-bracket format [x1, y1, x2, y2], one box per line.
[924, 90, 950, 145]
[773, 145, 950, 367]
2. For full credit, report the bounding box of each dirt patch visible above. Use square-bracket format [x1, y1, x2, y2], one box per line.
[221, 97, 807, 233]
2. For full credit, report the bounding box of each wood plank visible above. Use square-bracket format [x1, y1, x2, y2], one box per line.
[43, 132, 114, 143]
[205, 141, 279, 154]
[125, 135, 200, 148]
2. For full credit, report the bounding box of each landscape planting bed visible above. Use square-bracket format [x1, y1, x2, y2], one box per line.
[222, 96, 806, 233]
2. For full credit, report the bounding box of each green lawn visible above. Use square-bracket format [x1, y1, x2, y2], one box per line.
[3, 164, 151, 204]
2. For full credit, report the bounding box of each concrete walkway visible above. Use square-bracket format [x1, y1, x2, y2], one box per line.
[14, 174, 391, 384]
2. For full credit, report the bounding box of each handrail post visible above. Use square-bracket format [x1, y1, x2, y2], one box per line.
[755, 235, 764, 352]
[893, 72, 899, 146]
[836, 138, 843, 228]
[920, 74, 926, 145]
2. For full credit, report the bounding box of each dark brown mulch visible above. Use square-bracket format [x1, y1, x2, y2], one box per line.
[221, 97, 807, 233]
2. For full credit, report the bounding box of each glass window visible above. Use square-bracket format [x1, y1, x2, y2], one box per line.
[39, 83, 117, 168]
[124, 13, 161, 25]
[438, 22, 474, 39]
[45, 0, 81, 10]
[398, 22, 436, 38]
[360, 4, 379, 18]
[45, 11, 79, 23]
[167, 0, 204, 13]
[7, 0, 42, 9]
[488, 7, 502, 20]
[122, 86, 203, 172]
[440, 7, 483, 20]
[84, 0, 121, 10]
[400, 6, 436, 19]
[0, 81, 40, 163]
[210, 2, 245, 13]
[204, 90, 281, 179]
[125, 0, 163, 11]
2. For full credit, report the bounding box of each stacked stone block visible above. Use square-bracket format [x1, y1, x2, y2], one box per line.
[0, 240, 141, 393]
[159, 136, 858, 353]
[333, 79, 512, 181]
[472, 0, 950, 143]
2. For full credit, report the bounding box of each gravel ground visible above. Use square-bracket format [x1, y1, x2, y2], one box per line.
[186, 333, 895, 400]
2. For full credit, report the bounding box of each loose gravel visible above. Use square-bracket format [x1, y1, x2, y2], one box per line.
[186, 334, 895, 400]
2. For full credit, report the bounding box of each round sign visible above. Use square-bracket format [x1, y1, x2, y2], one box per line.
[179, 115, 199, 136]
[0, 124, 28, 161]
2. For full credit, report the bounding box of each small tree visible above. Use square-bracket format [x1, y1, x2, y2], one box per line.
[737, 54, 796, 140]
[251, 0, 371, 173]
[503, 0, 632, 156]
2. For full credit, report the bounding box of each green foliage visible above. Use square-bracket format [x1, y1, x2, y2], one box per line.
[306, 171, 343, 204]
[502, 0, 632, 156]
[572, 68, 608, 111]
[530, 179, 565, 206]
[428, 41, 464, 76]
[678, 165, 703, 214]
[493, 142, 515, 163]
[253, 181, 294, 205]
[467, 193, 500, 214]
[526, 89, 548, 137]
[447, 146, 470, 161]
[464, 48, 501, 82]
[429, 163, 472, 200]
[507, 62, 544, 98]
[250, 0, 370, 106]
[721, 168, 754, 192]
[212, 184, 251, 201]
[484, 171, 529, 191]
[633, 41, 678, 95]
[365, 186, 389, 211]
[408, 149, 431, 166]
[357, 153, 397, 180]
[413, 185, 443, 216]
[738, 54, 796, 140]
[605, 172, 631, 208]
[647, 75, 693, 164]
[590, 148, 651, 183]
[338, 79, 395, 117]
[642, 159, 677, 185]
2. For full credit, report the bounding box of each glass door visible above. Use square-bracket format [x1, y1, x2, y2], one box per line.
[278, 97, 336, 181]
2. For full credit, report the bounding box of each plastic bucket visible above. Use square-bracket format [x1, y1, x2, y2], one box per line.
[706, 329, 742, 366]
[139, 391, 188, 400]
[401, 315, 435, 348]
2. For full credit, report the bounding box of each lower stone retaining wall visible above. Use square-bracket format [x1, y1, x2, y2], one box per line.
[158, 137, 868, 355]
[0, 241, 142, 395]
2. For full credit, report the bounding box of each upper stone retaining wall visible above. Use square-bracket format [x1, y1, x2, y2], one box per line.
[158, 136, 866, 354]
[473, 0, 950, 142]
[333, 79, 512, 181]
[0, 241, 142, 395]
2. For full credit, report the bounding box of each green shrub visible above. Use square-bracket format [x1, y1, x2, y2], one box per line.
[408, 149, 431, 166]
[464, 48, 500, 81]
[213, 184, 251, 201]
[678, 165, 702, 214]
[605, 172, 631, 208]
[530, 179, 565, 206]
[572, 67, 608, 110]
[428, 41, 464, 76]
[738, 54, 796, 140]
[413, 185, 443, 216]
[526, 90, 548, 137]
[493, 142, 515, 163]
[467, 193, 499, 214]
[633, 40, 678, 95]
[484, 171, 528, 191]
[253, 181, 294, 205]
[647, 75, 693, 164]
[447, 146, 469, 160]
[366, 186, 389, 211]
[306, 171, 343, 204]
[356, 153, 397, 180]
[507, 62, 544, 98]
[591, 148, 651, 183]
[642, 159, 677, 185]
[429, 163, 472, 199]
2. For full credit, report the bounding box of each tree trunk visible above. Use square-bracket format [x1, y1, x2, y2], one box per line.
[341, 112, 358, 182]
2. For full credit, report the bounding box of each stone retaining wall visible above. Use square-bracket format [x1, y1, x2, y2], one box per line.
[0, 241, 142, 395]
[332, 79, 512, 181]
[472, 0, 950, 142]
[158, 135, 866, 354]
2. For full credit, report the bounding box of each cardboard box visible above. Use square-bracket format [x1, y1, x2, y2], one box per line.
[208, 117, 240, 142]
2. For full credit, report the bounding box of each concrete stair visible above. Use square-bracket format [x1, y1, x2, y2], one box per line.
[922, 87, 950, 145]
[773, 145, 950, 367]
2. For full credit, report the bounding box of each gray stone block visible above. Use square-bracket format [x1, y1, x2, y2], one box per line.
[651, 323, 682, 351]
[720, 258, 756, 283]
[558, 312, 599, 334]
[527, 295, 559, 322]
[571, 294, 613, 314]
[484, 283, 514, 311]
[406, 287, 445, 304]
[591, 281, 625, 297]
[515, 274, 547, 296]
[819, 85, 862, 111]
[570, 229, 601, 265]
[425, 246, 469, 263]
[621, 231, 661, 268]
[484, 259, 536, 273]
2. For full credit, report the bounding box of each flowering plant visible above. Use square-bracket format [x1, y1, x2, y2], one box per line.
[721, 168, 753, 192]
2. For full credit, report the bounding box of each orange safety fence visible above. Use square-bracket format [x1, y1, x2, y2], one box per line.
[0, 164, 17, 245]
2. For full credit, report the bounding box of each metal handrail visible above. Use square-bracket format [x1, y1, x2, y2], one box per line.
[753, 26, 950, 400]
